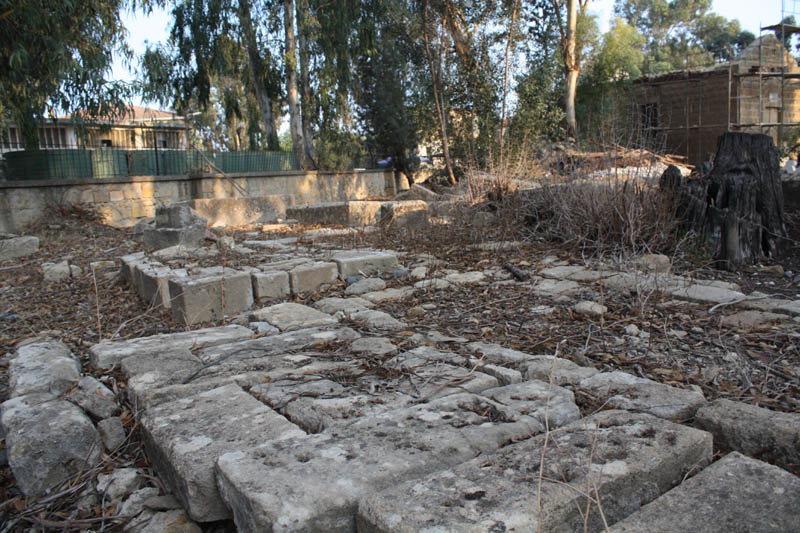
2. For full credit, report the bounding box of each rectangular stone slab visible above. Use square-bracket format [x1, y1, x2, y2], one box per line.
[89, 325, 253, 369]
[140, 383, 304, 523]
[169, 270, 254, 325]
[608, 452, 800, 532]
[357, 410, 712, 533]
[216, 386, 578, 532]
[332, 250, 399, 279]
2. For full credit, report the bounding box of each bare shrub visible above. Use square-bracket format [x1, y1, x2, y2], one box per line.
[523, 169, 681, 256]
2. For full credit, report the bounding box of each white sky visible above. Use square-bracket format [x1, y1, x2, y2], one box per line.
[113, 0, 796, 107]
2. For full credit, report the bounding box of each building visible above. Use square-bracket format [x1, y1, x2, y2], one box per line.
[0, 105, 187, 154]
[635, 33, 800, 165]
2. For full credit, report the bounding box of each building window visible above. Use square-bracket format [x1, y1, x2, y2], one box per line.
[38, 127, 66, 148]
[101, 139, 113, 148]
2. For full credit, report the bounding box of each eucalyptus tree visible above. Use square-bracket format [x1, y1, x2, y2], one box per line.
[0, 0, 132, 149]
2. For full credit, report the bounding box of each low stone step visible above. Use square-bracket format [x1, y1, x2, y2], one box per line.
[215, 385, 579, 532]
[357, 410, 712, 533]
[331, 250, 400, 278]
[608, 452, 800, 532]
[140, 383, 304, 523]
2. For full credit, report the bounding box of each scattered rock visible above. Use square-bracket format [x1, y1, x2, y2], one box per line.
[345, 277, 386, 296]
[1, 394, 102, 497]
[137, 509, 202, 533]
[42, 260, 80, 281]
[250, 302, 337, 332]
[572, 300, 607, 318]
[406, 305, 426, 318]
[345, 274, 364, 285]
[97, 417, 127, 451]
[67, 376, 119, 419]
[720, 310, 788, 329]
[350, 310, 407, 331]
[444, 271, 486, 284]
[634, 253, 671, 273]
[9, 338, 80, 398]
[410, 266, 428, 279]
[97, 468, 143, 501]
[0, 235, 40, 262]
[351, 337, 398, 356]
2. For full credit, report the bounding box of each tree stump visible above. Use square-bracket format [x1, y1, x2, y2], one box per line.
[662, 132, 788, 269]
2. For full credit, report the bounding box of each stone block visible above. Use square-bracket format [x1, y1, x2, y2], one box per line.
[333, 250, 400, 279]
[288, 261, 338, 294]
[313, 297, 374, 318]
[349, 309, 407, 331]
[216, 389, 572, 532]
[285, 202, 350, 225]
[379, 200, 429, 228]
[89, 325, 253, 369]
[578, 371, 706, 421]
[119, 252, 147, 283]
[169, 270, 254, 326]
[134, 262, 182, 308]
[466, 342, 535, 365]
[9, 338, 80, 398]
[249, 302, 337, 332]
[359, 287, 414, 304]
[524, 355, 600, 385]
[0, 235, 39, 262]
[609, 452, 800, 532]
[66, 376, 119, 419]
[140, 384, 304, 522]
[251, 270, 291, 302]
[144, 226, 206, 251]
[345, 277, 386, 296]
[1, 394, 102, 497]
[695, 399, 800, 474]
[347, 201, 382, 226]
[357, 410, 712, 533]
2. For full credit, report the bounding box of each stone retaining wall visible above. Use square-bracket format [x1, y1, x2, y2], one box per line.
[0, 169, 400, 232]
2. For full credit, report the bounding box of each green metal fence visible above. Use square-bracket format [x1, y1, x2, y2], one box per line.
[1, 148, 298, 181]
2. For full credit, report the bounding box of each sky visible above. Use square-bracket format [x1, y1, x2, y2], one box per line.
[113, 0, 796, 106]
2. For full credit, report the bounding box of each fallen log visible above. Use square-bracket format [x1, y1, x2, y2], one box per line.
[661, 132, 788, 269]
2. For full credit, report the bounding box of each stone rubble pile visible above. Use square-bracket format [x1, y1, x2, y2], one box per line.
[3, 239, 800, 531]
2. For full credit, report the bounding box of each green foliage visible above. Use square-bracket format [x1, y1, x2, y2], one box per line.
[0, 0, 132, 149]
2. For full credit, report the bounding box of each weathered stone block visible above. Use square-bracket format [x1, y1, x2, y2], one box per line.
[609, 452, 800, 532]
[379, 200, 429, 228]
[578, 371, 706, 421]
[695, 399, 800, 474]
[357, 410, 712, 533]
[1, 394, 102, 497]
[9, 338, 80, 398]
[216, 387, 576, 532]
[0, 235, 39, 262]
[251, 270, 291, 302]
[288, 261, 338, 294]
[89, 325, 253, 369]
[140, 384, 304, 522]
[169, 270, 254, 325]
[249, 302, 336, 332]
[332, 250, 399, 279]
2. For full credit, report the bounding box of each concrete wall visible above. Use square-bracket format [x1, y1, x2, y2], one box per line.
[0, 169, 398, 232]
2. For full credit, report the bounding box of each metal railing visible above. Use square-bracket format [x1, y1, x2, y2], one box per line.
[1, 145, 299, 181]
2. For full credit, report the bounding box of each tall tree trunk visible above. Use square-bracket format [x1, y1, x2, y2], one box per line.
[238, 0, 280, 150]
[296, 0, 317, 168]
[564, 0, 578, 140]
[499, 0, 519, 167]
[421, 1, 456, 185]
[284, 0, 306, 169]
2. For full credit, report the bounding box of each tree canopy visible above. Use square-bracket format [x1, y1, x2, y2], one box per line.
[0, 0, 133, 149]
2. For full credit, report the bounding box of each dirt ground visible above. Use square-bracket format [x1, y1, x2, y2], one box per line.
[1, 183, 799, 529]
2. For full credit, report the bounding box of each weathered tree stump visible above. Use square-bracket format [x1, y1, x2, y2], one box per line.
[662, 132, 788, 269]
